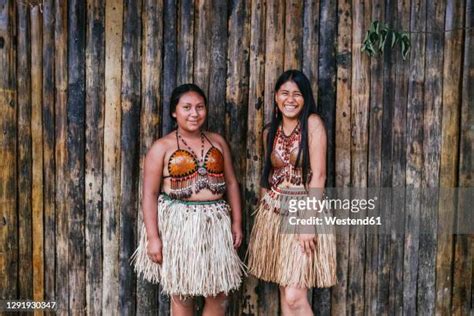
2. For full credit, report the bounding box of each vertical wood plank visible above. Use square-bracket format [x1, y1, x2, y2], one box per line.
[162, 0, 177, 135]
[261, 1, 285, 313]
[302, 0, 320, 102]
[317, 0, 337, 186]
[207, 0, 228, 134]
[31, 4, 44, 304]
[348, 0, 371, 314]
[158, 3, 173, 312]
[452, 0, 473, 313]
[177, 0, 193, 85]
[376, 0, 396, 313]
[85, 0, 105, 314]
[42, 0, 56, 302]
[67, 0, 86, 313]
[314, 0, 337, 313]
[193, 0, 211, 95]
[284, 0, 303, 70]
[119, 0, 142, 313]
[389, 1, 410, 314]
[332, 0, 351, 314]
[365, 1, 385, 314]
[16, 1, 33, 300]
[242, 0, 265, 314]
[436, 0, 465, 314]
[0, 0, 17, 301]
[103, 0, 123, 312]
[137, 0, 162, 314]
[226, 0, 249, 185]
[226, 1, 250, 313]
[263, 0, 285, 121]
[417, 0, 445, 315]
[55, 0, 69, 311]
[403, 0, 426, 314]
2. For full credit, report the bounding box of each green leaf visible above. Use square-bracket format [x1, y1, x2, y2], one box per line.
[379, 33, 388, 51]
[391, 32, 397, 47]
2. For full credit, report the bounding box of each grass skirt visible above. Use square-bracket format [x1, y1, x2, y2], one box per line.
[247, 189, 337, 288]
[131, 194, 245, 297]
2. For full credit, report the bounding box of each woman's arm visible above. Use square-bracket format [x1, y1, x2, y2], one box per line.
[215, 134, 243, 248]
[259, 127, 270, 199]
[298, 114, 327, 255]
[308, 114, 327, 190]
[142, 140, 165, 262]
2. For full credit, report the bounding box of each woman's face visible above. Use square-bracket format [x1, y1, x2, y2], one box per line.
[275, 80, 304, 120]
[172, 91, 207, 132]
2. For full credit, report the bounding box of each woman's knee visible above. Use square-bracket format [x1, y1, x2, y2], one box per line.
[171, 295, 194, 310]
[282, 287, 307, 309]
[204, 293, 229, 310]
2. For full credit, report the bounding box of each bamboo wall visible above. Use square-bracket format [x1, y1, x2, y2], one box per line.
[0, 0, 473, 315]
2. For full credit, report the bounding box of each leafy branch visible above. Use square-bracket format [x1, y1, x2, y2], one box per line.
[362, 20, 411, 60]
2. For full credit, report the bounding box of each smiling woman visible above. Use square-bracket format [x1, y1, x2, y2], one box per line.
[247, 70, 337, 316]
[131, 84, 245, 316]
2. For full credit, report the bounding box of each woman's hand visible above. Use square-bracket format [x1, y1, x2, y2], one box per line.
[147, 236, 163, 264]
[297, 233, 316, 256]
[231, 222, 243, 249]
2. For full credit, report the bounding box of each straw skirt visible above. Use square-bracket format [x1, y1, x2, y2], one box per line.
[247, 189, 337, 288]
[131, 194, 244, 297]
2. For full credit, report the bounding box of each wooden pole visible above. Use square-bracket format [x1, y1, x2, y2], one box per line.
[242, 0, 265, 314]
[85, 0, 105, 314]
[332, 0, 351, 314]
[0, 0, 18, 301]
[137, 0, 162, 314]
[31, 4, 44, 305]
[452, 0, 474, 313]
[417, 1, 445, 314]
[17, 0, 33, 300]
[42, 0, 56, 302]
[54, 0, 69, 311]
[119, 0, 142, 313]
[403, 0, 426, 314]
[436, 0, 465, 314]
[284, 0, 303, 70]
[67, 0, 87, 312]
[348, 0, 371, 313]
[177, 0, 194, 85]
[103, 0, 123, 312]
[207, 0, 228, 134]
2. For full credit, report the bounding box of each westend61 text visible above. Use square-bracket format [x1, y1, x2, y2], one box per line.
[289, 216, 382, 226]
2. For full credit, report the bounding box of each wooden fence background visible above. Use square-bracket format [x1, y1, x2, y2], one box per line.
[0, 0, 473, 314]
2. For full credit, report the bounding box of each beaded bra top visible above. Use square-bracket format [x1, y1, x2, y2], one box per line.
[164, 131, 226, 199]
[269, 123, 308, 187]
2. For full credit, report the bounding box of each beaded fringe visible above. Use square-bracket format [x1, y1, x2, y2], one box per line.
[247, 190, 337, 288]
[131, 195, 245, 296]
[169, 173, 226, 199]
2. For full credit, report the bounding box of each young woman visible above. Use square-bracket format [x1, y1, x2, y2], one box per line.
[132, 84, 244, 315]
[247, 70, 337, 315]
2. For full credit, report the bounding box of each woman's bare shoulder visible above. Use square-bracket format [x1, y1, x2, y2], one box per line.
[307, 114, 325, 130]
[204, 131, 227, 147]
[147, 132, 176, 161]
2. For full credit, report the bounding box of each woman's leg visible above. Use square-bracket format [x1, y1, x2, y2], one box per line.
[203, 292, 229, 316]
[171, 295, 194, 316]
[279, 286, 313, 316]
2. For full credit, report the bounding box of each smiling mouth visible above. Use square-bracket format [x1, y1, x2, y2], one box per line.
[284, 104, 298, 111]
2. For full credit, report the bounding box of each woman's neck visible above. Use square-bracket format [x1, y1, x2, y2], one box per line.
[177, 127, 201, 139]
[281, 117, 299, 134]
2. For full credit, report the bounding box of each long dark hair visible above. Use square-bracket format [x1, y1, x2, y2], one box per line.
[169, 83, 207, 121]
[261, 70, 321, 189]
